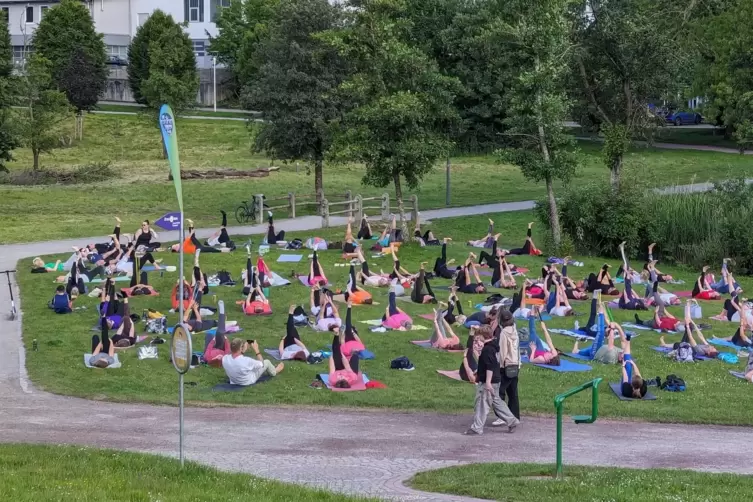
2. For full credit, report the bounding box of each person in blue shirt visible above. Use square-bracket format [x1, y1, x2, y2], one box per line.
[50, 285, 73, 314]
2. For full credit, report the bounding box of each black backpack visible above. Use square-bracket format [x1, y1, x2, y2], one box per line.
[287, 238, 303, 250]
[661, 374, 686, 392]
[390, 356, 414, 370]
[217, 270, 235, 286]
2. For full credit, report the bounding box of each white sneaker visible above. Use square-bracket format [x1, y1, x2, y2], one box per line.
[491, 419, 506, 427]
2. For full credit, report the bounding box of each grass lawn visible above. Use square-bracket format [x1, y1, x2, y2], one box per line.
[1, 114, 753, 243]
[408, 463, 753, 502]
[573, 125, 744, 150]
[0, 444, 368, 502]
[16, 210, 753, 425]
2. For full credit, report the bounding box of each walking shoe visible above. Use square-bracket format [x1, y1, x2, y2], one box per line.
[463, 429, 482, 436]
[507, 420, 520, 433]
[491, 419, 506, 427]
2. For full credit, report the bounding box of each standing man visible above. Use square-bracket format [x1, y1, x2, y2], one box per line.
[495, 309, 521, 424]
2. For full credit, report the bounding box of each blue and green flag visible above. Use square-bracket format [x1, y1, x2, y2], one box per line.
[159, 105, 184, 212]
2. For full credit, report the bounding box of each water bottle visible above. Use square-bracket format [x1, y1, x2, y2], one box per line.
[142, 309, 147, 322]
[32, 339, 38, 351]
[574, 320, 580, 331]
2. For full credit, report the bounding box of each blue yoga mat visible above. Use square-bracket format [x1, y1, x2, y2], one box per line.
[563, 352, 593, 361]
[709, 338, 745, 349]
[167, 326, 243, 336]
[212, 375, 272, 391]
[90, 276, 131, 283]
[608, 382, 657, 401]
[521, 355, 591, 372]
[650, 345, 714, 361]
[277, 255, 303, 263]
[548, 328, 593, 339]
[730, 371, 749, 381]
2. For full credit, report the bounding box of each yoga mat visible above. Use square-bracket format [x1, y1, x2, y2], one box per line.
[609, 382, 657, 401]
[521, 356, 591, 372]
[297, 276, 331, 287]
[621, 322, 655, 331]
[114, 335, 149, 350]
[212, 375, 272, 391]
[83, 353, 121, 369]
[410, 340, 465, 353]
[562, 352, 593, 361]
[650, 346, 714, 361]
[730, 371, 749, 381]
[709, 338, 745, 349]
[264, 349, 283, 360]
[167, 326, 242, 336]
[141, 265, 176, 272]
[90, 276, 131, 283]
[277, 255, 303, 263]
[547, 328, 594, 339]
[319, 374, 370, 392]
[436, 369, 471, 383]
[360, 319, 383, 326]
[324, 345, 375, 360]
[268, 272, 291, 287]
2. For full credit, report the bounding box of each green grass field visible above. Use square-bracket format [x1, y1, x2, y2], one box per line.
[1, 114, 752, 243]
[0, 444, 367, 502]
[16, 210, 753, 425]
[408, 463, 753, 502]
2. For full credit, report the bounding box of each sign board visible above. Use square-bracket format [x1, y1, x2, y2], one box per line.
[155, 212, 182, 231]
[171, 323, 193, 374]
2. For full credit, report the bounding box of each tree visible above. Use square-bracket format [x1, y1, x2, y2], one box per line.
[246, 0, 347, 203]
[128, 10, 198, 116]
[15, 56, 71, 171]
[326, 0, 460, 234]
[0, 9, 17, 172]
[497, 0, 578, 249]
[569, 0, 685, 187]
[31, 0, 107, 139]
[208, 0, 280, 88]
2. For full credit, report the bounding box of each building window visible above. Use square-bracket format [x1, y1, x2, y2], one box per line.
[26, 6, 34, 23]
[107, 45, 128, 58]
[211, 0, 231, 22]
[192, 40, 205, 57]
[189, 0, 200, 22]
[12, 46, 30, 65]
[41, 6, 49, 19]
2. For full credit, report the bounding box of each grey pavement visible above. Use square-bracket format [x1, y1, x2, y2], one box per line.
[1, 199, 752, 501]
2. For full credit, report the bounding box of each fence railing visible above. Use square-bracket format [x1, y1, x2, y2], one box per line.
[553, 378, 603, 478]
[321, 193, 419, 228]
[249, 190, 352, 224]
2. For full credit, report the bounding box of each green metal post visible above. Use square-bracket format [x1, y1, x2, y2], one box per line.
[553, 377, 603, 478]
[556, 401, 563, 477]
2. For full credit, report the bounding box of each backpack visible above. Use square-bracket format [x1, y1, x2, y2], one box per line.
[216, 270, 235, 286]
[287, 238, 303, 250]
[661, 374, 686, 392]
[390, 356, 414, 371]
[717, 352, 738, 364]
[674, 342, 694, 363]
[146, 317, 167, 335]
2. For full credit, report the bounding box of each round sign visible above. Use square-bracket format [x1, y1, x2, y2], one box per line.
[171, 323, 193, 374]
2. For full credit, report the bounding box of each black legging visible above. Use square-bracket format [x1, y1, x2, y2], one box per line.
[390, 259, 402, 280]
[348, 265, 358, 293]
[382, 291, 398, 321]
[332, 333, 345, 371]
[731, 328, 752, 348]
[443, 298, 464, 324]
[187, 319, 216, 332]
[584, 297, 597, 332]
[309, 251, 323, 283]
[619, 277, 645, 310]
[191, 234, 221, 253]
[242, 258, 254, 295]
[478, 240, 499, 267]
[67, 261, 86, 295]
[129, 257, 149, 288]
[267, 215, 285, 244]
[411, 269, 435, 303]
[91, 322, 111, 354]
[433, 243, 457, 279]
[510, 285, 525, 314]
[508, 228, 533, 255]
[283, 312, 298, 348]
[357, 218, 372, 239]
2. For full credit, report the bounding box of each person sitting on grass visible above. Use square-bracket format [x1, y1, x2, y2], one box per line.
[279, 305, 310, 361]
[411, 262, 437, 304]
[465, 324, 519, 435]
[307, 250, 328, 287]
[50, 285, 74, 314]
[506, 222, 542, 256]
[382, 282, 413, 330]
[222, 339, 284, 386]
[89, 315, 117, 368]
[527, 314, 561, 366]
[133, 220, 161, 252]
[355, 249, 390, 288]
[430, 308, 463, 350]
[413, 213, 440, 246]
[693, 265, 721, 300]
[620, 335, 647, 399]
[459, 327, 484, 383]
[466, 219, 496, 248]
[202, 301, 230, 367]
[329, 326, 361, 389]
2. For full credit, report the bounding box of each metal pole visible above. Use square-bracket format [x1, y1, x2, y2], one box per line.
[178, 214, 185, 467]
[445, 156, 451, 206]
[212, 57, 217, 113]
[555, 402, 562, 478]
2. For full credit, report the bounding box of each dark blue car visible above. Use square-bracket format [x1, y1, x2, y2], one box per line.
[666, 111, 703, 126]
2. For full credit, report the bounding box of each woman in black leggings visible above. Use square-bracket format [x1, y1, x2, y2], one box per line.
[267, 212, 285, 244]
[134, 220, 161, 251]
[455, 255, 487, 294]
[433, 239, 458, 279]
[411, 263, 436, 304]
[357, 215, 373, 239]
[507, 222, 540, 256]
[183, 301, 218, 333]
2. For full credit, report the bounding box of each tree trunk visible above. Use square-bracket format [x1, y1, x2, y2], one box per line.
[32, 148, 39, 171]
[314, 157, 323, 215]
[610, 154, 623, 189]
[546, 176, 561, 250]
[393, 170, 408, 237]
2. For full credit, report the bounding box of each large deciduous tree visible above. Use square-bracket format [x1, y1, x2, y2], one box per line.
[326, 0, 460, 234]
[246, 0, 347, 203]
[0, 9, 17, 172]
[31, 0, 107, 139]
[497, 0, 578, 249]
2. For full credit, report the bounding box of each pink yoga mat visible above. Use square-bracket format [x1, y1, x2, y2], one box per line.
[297, 276, 332, 287]
[411, 340, 465, 353]
[436, 369, 471, 383]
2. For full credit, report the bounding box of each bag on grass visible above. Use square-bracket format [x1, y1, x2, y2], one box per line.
[287, 238, 303, 250]
[717, 352, 738, 364]
[146, 317, 167, 335]
[217, 270, 235, 286]
[661, 374, 686, 392]
[673, 342, 694, 363]
[390, 356, 414, 371]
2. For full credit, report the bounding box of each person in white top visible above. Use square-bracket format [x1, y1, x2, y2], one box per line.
[222, 339, 284, 386]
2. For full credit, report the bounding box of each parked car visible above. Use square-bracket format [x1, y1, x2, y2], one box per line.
[665, 110, 703, 126]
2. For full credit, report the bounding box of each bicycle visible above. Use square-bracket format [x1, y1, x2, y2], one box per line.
[235, 197, 268, 224]
[4, 270, 17, 321]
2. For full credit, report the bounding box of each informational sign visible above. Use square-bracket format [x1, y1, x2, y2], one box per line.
[171, 323, 193, 374]
[155, 212, 182, 231]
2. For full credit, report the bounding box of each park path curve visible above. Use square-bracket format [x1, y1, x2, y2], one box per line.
[1, 200, 753, 501]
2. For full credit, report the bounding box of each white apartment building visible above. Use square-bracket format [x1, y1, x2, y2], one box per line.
[2, 0, 231, 68]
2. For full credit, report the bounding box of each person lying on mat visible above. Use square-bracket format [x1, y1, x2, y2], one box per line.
[553, 260, 588, 300]
[430, 308, 462, 350]
[617, 242, 647, 311]
[191, 250, 210, 299]
[545, 281, 574, 317]
[620, 336, 647, 399]
[527, 315, 561, 366]
[459, 327, 484, 382]
[32, 257, 63, 273]
[571, 311, 626, 365]
[693, 266, 721, 300]
[241, 257, 258, 296]
[413, 213, 440, 246]
[202, 301, 231, 367]
[477, 233, 504, 267]
[89, 314, 117, 368]
[442, 287, 466, 325]
[717, 292, 753, 323]
[99, 281, 124, 330]
[342, 218, 361, 259]
[266, 211, 285, 245]
[464, 306, 497, 328]
[341, 301, 366, 358]
[641, 243, 673, 283]
[307, 250, 328, 287]
[357, 214, 373, 240]
[329, 328, 361, 389]
[509, 281, 533, 319]
[657, 305, 718, 359]
[506, 222, 542, 256]
[124, 257, 156, 296]
[633, 283, 685, 331]
[333, 264, 373, 305]
[382, 283, 413, 330]
[183, 301, 218, 333]
[355, 249, 390, 287]
[242, 283, 270, 315]
[133, 220, 161, 252]
[455, 255, 487, 294]
[278, 305, 311, 361]
[170, 219, 197, 253]
[718, 309, 753, 348]
[466, 219, 495, 248]
[411, 263, 437, 304]
[204, 210, 235, 251]
[586, 264, 619, 296]
[88, 216, 127, 256]
[388, 214, 404, 244]
[314, 290, 342, 331]
[110, 299, 138, 348]
[433, 238, 459, 280]
[710, 258, 741, 295]
[389, 244, 414, 283]
[223, 338, 284, 386]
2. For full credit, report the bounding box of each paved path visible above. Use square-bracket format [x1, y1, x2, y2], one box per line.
[1, 200, 752, 501]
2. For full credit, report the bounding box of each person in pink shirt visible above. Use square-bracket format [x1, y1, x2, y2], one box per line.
[382, 283, 413, 330]
[430, 308, 462, 350]
[203, 300, 230, 368]
[329, 328, 361, 389]
[341, 301, 366, 358]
